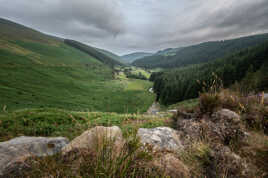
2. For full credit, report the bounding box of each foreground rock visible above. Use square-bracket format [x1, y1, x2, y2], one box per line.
[0, 136, 69, 176]
[152, 153, 190, 178]
[137, 127, 184, 152]
[176, 108, 246, 146]
[175, 108, 254, 177]
[62, 126, 124, 154]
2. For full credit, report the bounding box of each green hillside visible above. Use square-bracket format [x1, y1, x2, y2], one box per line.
[64, 39, 124, 67]
[133, 33, 268, 68]
[96, 48, 125, 64]
[121, 52, 153, 63]
[0, 18, 154, 113]
[151, 42, 268, 105]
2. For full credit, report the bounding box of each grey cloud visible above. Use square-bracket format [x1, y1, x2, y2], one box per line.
[0, 0, 125, 37]
[0, 0, 268, 54]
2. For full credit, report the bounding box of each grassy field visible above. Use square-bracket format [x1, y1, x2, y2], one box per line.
[0, 108, 172, 142]
[0, 19, 155, 114]
[0, 63, 155, 113]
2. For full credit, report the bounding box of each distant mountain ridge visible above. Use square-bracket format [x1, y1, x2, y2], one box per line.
[121, 52, 153, 63]
[155, 47, 182, 56]
[64, 39, 124, 67]
[133, 33, 268, 68]
[95, 48, 125, 64]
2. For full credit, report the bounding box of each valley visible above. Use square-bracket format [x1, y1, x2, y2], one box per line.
[0, 18, 155, 113]
[0, 16, 268, 178]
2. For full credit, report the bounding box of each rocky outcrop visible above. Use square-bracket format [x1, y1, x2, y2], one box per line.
[0, 136, 69, 176]
[177, 109, 246, 146]
[175, 108, 254, 178]
[137, 127, 184, 152]
[151, 153, 190, 178]
[212, 109, 240, 122]
[62, 126, 124, 154]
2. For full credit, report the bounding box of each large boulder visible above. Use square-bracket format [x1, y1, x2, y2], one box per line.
[177, 109, 246, 146]
[212, 109, 241, 123]
[137, 127, 184, 152]
[151, 153, 190, 178]
[0, 136, 69, 176]
[62, 126, 124, 154]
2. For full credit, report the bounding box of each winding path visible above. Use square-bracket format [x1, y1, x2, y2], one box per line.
[147, 102, 160, 115]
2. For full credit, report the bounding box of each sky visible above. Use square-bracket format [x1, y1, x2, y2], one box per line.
[0, 0, 268, 55]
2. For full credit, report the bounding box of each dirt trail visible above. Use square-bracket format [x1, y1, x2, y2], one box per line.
[146, 102, 160, 115]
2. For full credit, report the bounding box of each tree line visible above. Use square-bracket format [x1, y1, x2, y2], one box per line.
[150, 42, 268, 105]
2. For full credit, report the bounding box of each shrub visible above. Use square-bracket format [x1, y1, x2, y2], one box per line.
[199, 93, 221, 114]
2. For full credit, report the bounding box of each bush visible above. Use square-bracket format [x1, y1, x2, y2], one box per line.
[199, 93, 221, 114]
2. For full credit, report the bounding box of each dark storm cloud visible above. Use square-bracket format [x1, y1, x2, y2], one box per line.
[0, 0, 268, 54]
[0, 0, 125, 39]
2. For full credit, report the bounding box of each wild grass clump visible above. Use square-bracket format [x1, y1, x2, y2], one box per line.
[198, 73, 223, 115]
[199, 93, 221, 114]
[179, 142, 211, 177]
[21, 134, 165, 178]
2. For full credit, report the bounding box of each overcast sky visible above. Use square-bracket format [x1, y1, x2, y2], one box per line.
[1, 0, 268, 55]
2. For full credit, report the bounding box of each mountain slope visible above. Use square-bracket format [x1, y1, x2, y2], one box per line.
[64, 39, 124, 67]
[0, 18, 154, 113]
[96, 48, 125, 64]
[133, 33, 268, 68]
[151, 42, 268, 105]
[155, 47, 182, 56]
[121, 52, 153, 63]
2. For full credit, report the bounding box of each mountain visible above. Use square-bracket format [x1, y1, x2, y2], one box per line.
[64, 39, 124, 67]
[0, 18, 154, 113]
[155, 47, 182, 56]
[121, 52, 153, 63]
[133, 33, 268, 68]
[151, 42, 268, 105]
[96, 48, 125, 64]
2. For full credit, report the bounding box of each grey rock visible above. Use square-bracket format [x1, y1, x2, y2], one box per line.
[0, 136, 69, 176]
[151, 153, 190, 178]
[212, 109, 241, 123]
[137, 127, 184, 152]
[176, 109, 246, 146]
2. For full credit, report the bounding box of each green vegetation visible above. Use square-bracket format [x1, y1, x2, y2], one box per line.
[64, 39, 124, 67]
[121, 66, 151, 80]
[0, 108, 171, 142]
[133, 33, 268, 68]
[121, 52, 153, 63]
[161, 98, 199, 111]
[151, 42, 268, 105]
[0, 18, 154, 114]
[96, 47, 126, 64]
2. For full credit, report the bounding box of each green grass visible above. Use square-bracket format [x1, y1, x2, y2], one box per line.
[161, 98, 199, 111]
[129, 67, 151, 79]
[0, 108, 172, 142]
[0, 64, 155, 113]
[0, 24, 155, 114]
